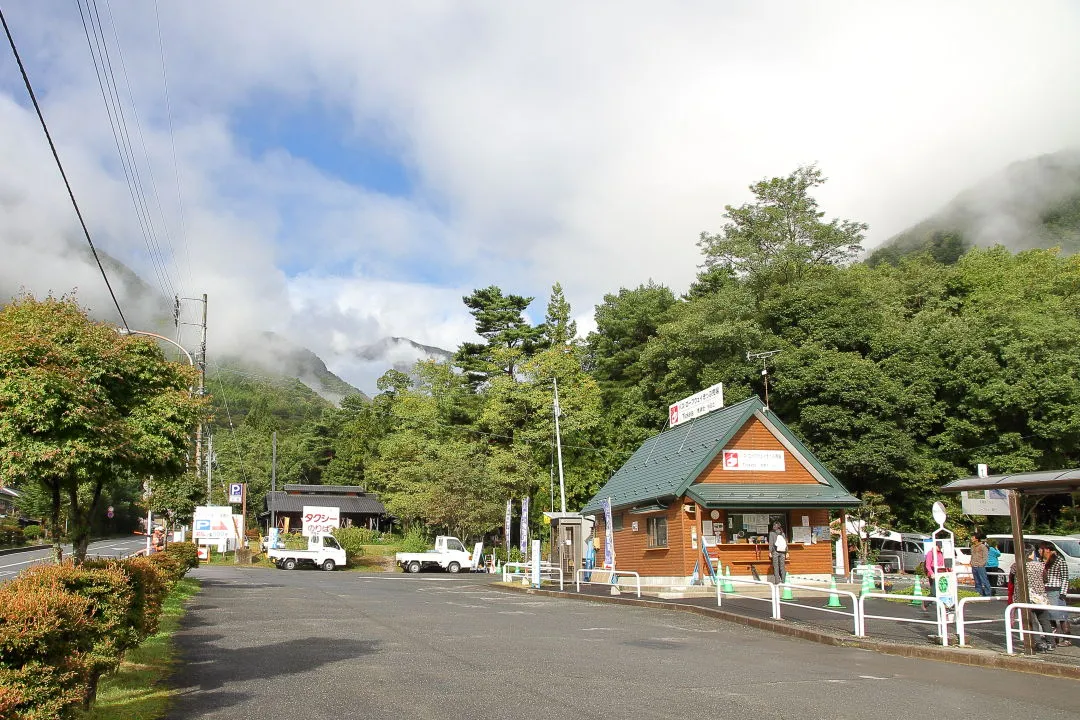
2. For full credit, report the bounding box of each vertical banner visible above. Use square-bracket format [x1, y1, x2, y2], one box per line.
[602, 497, 615, 568]
[519, 496, 530, 559]
[504, 499, 513, 557]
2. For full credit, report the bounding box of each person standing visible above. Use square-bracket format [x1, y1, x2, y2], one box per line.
[986, 540, 1001, 590]
[1024, 547, 1055, 652]
[768, 521, 788, 584]
[970, 534, 991, 597]
[1041, 542, 1072, 646]
[922, 542, 945, 613]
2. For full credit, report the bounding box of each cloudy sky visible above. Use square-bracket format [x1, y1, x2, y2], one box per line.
[2, 2, 1079, 393]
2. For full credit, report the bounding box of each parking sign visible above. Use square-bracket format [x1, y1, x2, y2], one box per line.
[228, 483, 243, 504]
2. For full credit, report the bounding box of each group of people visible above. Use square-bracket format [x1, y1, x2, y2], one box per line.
[968, 533, 1000, 596]
[1013, 541, 1072, 652]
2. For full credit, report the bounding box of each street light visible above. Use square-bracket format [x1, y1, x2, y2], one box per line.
[116, 328, 196, 553]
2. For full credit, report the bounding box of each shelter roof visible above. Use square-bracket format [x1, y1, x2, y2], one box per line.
[283, 484, 367, 495]
[940, 469, 1080, 496]
[686, 483, 861, 509]
[265, 491, 387, 515]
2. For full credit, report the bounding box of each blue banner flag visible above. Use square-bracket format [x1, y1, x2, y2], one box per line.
[504, 499, 512, 556]
[519, 496, 530, 558]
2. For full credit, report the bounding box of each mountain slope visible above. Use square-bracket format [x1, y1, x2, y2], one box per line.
[869, 150, 1080, 265]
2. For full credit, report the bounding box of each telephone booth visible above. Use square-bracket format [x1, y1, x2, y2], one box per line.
[546, 512, 593, 579]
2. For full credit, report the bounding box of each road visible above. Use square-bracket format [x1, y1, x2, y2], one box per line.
[0, 535, 149, 582]
[168, 566, 1080, 719]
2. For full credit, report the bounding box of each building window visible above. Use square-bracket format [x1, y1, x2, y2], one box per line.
[612, 512, 624, 531]
[647, 517, 668, 548]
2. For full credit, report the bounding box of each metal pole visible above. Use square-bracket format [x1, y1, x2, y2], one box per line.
[206, 434, 213, 501]
[1008, 490, 1033, 654]
[271, 431, 277, 531]
[195, 294, 207, 483]
[553, 378, 566, 514]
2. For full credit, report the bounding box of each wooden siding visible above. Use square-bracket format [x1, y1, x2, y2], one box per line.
[695, 417, 819, 485]
[599, 506, 834, 577]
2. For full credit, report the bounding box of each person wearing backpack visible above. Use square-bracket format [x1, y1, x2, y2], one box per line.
[769, 521, 788, 584]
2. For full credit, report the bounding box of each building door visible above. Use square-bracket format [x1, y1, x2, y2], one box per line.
[558, 524, 579, 576]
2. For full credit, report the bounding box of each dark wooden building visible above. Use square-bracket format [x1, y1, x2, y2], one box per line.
[263, 484, 388, 533]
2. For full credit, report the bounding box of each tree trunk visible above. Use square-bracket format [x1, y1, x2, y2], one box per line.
[50, 481, 63, 564]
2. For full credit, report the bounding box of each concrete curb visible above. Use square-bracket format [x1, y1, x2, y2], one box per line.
[492, 582, 1080, 681]
[0, 544, 50, 557]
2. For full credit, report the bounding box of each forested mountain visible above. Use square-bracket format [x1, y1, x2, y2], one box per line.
[869, 150, 1080, 265]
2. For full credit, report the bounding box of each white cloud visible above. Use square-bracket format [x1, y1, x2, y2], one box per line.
[2, 1, 1079, 393]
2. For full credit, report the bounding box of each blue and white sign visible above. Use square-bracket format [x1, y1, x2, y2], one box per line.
[228, 483, 243, 504]
[519, 497, 530, 558]
[504, 499, 512, 555]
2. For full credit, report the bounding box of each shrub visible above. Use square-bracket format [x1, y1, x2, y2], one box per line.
[149, 551, 185, 583]
[22, 524, 43, 542]
[281, 532, 309, 550]
[400, 526, 429, 554]
[16, 563, 136, 704]
[86, 557, 169, 641]
[331, 527, 368, 564]
[163, 541, 200, 573]
[0, 521, 24, 546]
[0, 578, 94, 719]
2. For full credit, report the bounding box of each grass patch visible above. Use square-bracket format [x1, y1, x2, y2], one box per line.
[81, 577, 201, 720]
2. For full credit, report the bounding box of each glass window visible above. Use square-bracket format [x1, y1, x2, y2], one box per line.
[881, 540, 900, 552]
[612, 512, 624, 531]
[446, 539, 465, 553]
[724, 512, 786, 543]
[647, 517, 668, 548]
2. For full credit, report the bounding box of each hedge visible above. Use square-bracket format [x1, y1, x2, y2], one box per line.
[0, 550, 197, 719]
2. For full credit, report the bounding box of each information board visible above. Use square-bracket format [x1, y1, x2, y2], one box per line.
[302, 506, 340, 537]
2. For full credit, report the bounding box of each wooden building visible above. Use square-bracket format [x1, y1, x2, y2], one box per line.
[581, 396, 859, 582]
[263, 484, 388, 533]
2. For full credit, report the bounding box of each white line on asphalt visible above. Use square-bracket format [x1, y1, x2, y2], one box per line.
[858, 675, 892, 680]
[0, 557, 48, 571]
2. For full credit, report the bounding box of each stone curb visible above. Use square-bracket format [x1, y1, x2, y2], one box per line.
[491, 582, 1080, 681]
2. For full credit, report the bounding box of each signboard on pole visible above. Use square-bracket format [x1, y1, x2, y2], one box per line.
[302, 506, 340, 537]
[669, 382, 724, 428]
[192, 506, 234, 540]
[504, 499, 512, 556]
[721, 449, 785, 472]
[961, 489, 1010, 516]
[228, 483, 244, 504]
[519, 496, 530, 559]
[601, 497, 615, 568]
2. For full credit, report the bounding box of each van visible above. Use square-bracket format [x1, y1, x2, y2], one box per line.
[867, 533, 929, 573]
[985, 534, 1080, 579]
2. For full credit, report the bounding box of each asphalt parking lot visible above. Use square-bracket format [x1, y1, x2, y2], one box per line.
[167, 566, 1080, 719]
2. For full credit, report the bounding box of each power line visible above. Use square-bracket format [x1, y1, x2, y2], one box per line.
[0, 5, 130, 330]
[213, 376, 251, 488]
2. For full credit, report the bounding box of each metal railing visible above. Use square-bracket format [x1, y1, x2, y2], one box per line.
[859, 592, 950, 646]
[955, 595, 1006, 647]
[778, 582, 862, 636]
[502, 562, 565, 590]
[716, 575, 779, 619]
[1005, 603, 1080, 654]
[848, 564, 885, 589]
[574, 568, 642, 598]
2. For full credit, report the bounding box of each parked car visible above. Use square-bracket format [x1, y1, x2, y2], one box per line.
[396, 535, 474, 573]
[867, 533, 928, 573]
[985, 534, 1080, 580]
[267, 533, 346, 571]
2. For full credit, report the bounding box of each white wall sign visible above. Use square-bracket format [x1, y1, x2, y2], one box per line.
[669, 382, 724, 427]
[192, 506, 234, 540]
[721, 449, 785, 472]
[961, 489, 1011, 516]
[302, 505, 341, 537]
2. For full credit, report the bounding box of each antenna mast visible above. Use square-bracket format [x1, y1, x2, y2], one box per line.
[746, 350, 781, 411]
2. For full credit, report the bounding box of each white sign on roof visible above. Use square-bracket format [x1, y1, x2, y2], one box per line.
[721, 449, 785, 472]
[669, 382, 724, 427]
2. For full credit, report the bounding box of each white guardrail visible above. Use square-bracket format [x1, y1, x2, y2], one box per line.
[848, 565, 886, 589]
[502, 562, 564, 590]
[574, 568, 642, 598]
[859, 592, 950, 646]
[956, 595, 1006, 647]
[779, 582, 862, 636]
[1005, 603, 1080, 654]
[716, 575, 780, 619]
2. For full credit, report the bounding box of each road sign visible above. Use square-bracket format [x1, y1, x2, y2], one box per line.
[228, 483, 243, 504]
[106, 505, 114, 518]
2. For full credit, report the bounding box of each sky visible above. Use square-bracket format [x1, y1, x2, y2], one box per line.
[2, 1, 1079, 394]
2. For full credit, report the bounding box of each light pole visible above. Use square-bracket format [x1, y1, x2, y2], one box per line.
[117, 328, 196, 554]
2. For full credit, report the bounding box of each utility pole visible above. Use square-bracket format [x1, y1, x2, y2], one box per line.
[205, 434, 213, 501]
[271, 431, 277, 531]
[177, 294, 208, 480]
[553, 378, 566, 514]
[746, 350, 781, 411]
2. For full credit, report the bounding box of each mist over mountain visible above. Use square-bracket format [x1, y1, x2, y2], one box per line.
[869, 150, 1080, 265]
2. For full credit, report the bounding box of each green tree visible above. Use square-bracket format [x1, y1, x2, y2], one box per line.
[0, 296, 206, 562]
[541, 282, 578, 348]
[454, 286, 543, 383]
[697, 165, 866, 295]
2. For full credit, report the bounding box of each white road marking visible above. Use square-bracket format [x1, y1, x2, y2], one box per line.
[858, 675, 892, 680]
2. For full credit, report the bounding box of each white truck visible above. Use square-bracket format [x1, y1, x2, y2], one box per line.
[396, 536, 474, 573]
[267, 533, 347, 571]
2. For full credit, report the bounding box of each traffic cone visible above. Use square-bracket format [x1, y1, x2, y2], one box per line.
[781, 584, 794, 601]
[722, 566, 735, 593]
[825, 577, 843, 608]
[860, 570, 874, 597]
[910, 576, 925, 606]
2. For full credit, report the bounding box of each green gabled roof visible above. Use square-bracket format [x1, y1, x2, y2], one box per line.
[580, 395, 859, 514]
[685, 483, 860, 508]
